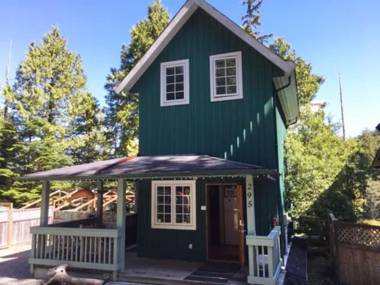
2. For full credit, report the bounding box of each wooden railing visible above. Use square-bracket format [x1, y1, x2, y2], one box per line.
[29, 226, 120, 274]
[246, 226, 282, 285]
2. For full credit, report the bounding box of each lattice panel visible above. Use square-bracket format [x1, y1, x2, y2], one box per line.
[336, 223, 380, 250]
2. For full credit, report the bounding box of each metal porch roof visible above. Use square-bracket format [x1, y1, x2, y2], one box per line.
[20, 155, 276, 181]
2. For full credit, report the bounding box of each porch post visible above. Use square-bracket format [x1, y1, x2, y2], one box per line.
[246, 175, 256, 284]
[96, 180, 104, 224]
[40, 180, 50, 226]
[245, 175, 256, 235]
[115, 178, 126, 279]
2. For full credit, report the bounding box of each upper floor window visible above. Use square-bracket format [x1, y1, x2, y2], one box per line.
[160, 59, 189, 107]
[210, 51, 243, 102]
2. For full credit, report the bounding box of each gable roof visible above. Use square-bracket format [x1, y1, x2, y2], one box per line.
[114, 0, 295, 94]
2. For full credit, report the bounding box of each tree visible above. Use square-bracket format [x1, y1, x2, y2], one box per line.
[242, 0, 272, 43]
[0, 85, 19, 188]
[2, 27, 106, 205]
[105, 0, 169, 156]
[67, 92, 109, 164]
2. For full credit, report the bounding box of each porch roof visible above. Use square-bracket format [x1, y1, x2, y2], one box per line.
[20, 155, 276, 181]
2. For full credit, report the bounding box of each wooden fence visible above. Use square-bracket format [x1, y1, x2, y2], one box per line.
[0, 204, 53, 248]
[328, 214, 380, 285]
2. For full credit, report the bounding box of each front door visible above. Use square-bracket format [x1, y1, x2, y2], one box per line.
[206, 184, 245, 266]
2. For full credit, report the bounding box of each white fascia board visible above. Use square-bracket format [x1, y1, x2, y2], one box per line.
[114, 0, 295, 94]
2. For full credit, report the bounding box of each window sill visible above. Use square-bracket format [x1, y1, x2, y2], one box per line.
[210, 94, 243, 102]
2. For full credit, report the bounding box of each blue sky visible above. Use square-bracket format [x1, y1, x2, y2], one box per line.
[0, 0, 378, 137]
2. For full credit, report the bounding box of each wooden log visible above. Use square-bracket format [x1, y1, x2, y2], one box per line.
[44, 264, 104, 285]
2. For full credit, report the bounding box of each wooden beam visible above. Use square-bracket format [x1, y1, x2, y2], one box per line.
[40, 181, 50, 226]
[96, 180, 104, 224]
[116, 179, 126, 275]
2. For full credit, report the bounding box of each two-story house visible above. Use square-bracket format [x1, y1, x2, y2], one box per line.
[24, 0, 298, 284]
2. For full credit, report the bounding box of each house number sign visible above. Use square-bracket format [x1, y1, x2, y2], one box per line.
[246, 182, 253, 208]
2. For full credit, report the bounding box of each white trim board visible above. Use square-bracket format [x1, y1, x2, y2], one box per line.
[114, 0, 295, 94]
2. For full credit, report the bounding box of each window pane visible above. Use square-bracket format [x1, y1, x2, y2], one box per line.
[157, 214, 163, 223]
[167, 84, 175, 92]
[226, 58, 236, 67]
[176, 83, 184, 91]
[158, 196, 163, 203]
[176, 196, 183, 204]
[226, 76, 236, 85]
[157, 186, 164, 195]
[176, 75, 184, 82]
[164, 187, 171, 195]
[227, 67, 236, 76]
[184, 186, 190, 195]
[184, 214, 191, 224]
[216, 86, 226, 95]
[176, 215, 184, 223]
[216, 68, 225, 77]
[164, 214, 171, 223]
[166, 92, 175, 101]
[227, 85, 237, 94]
[166, 75, 174, 84]
[157, 205, 163, 213]
[167, 67, 175, 75]
[164, 205, 171, 213]
[164, 196, 171, 203]
[215, 59, 225, 68]
[216, 77, 226, 86]
[175, 66, 184, 74]
[176, 92, 184, 100]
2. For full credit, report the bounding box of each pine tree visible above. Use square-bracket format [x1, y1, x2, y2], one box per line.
[242, 0, 272, 44]
[105, 0, 169, 156]
[67, 92, 109, 164]
[2, 27, 107, 205]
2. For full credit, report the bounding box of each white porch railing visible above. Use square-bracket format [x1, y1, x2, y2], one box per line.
[29, 226, 120, 273]
[246, 226, 282, 285]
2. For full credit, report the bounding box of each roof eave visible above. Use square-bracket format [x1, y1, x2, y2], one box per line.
[18, 168, 278, 182]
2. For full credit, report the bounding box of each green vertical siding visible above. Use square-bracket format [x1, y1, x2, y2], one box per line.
[132, 8, 286, 259]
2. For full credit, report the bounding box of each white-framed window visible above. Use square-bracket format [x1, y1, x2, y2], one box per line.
[209, 51, 243, 102]
[160, 59, 190, 107]
[151, 180, 196, 230]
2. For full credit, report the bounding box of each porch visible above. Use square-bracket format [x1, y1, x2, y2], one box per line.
[21, 155, 284, 285]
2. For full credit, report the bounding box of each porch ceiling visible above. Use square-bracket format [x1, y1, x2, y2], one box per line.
[19, 155, 277, 181]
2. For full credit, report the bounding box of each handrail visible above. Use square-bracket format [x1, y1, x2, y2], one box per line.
[246, 226, 282, 285]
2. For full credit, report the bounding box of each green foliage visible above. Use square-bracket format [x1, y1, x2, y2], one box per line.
[242, 0, 272, 43]
[0, 27, 108, 206]
[67, 92, 109, 164]
[270, 38, 324, 106]
[271, 38, 380, 225]
[105, 0, 169, 156]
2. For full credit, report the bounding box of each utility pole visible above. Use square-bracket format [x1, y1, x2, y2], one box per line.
[339, 73, 346, 140]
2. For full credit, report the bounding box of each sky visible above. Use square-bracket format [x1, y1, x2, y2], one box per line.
[0, 0, 379, 138]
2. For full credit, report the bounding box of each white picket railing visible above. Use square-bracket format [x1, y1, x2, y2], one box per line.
[246, 226, 282, 285]
[29, 226, 120, 274]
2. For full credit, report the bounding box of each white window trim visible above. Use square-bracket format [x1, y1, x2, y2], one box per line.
[151, 180, 196, 230]
[160, 59, 190, 107]
[209, 51, 243, 102]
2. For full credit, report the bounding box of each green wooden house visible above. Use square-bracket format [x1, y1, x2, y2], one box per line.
[23, 0, 298, 284]
[115, 0, 297, 262]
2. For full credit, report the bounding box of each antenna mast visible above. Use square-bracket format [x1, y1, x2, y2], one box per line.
[339, 73, 346, 140]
